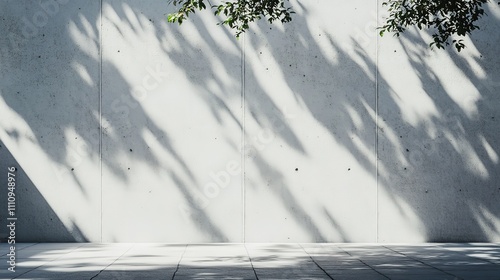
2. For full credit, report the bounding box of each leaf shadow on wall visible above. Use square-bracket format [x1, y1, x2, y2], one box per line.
[0, 0, 498, 242]
[245, 3, 500, 241]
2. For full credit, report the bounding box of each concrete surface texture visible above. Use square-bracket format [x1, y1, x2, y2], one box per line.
[1, 243, 500, 279]
[0, 0, 499, 242]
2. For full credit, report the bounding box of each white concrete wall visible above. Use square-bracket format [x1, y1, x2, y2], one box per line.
[0, 0, 499, 242]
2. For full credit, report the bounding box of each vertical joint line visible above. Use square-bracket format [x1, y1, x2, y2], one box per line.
[240, 34, 246, 243]
[99, 0, 103, 243]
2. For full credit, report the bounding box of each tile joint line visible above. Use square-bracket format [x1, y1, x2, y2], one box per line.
[89, 244, 135, 280]
[244, 244, 259, 280]
[171, 244, 189, 280]
[298, 244, 334, 280]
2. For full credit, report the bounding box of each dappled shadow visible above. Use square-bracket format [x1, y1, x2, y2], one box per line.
[2, 243, 499, 279]
[0, 0, 234, 241]
[373, 9, 500, 241]
[237, 2, 500, 241]
[0, 0, 499, 242]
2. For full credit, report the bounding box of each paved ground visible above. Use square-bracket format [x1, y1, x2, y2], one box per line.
[1, 243, 499, 279]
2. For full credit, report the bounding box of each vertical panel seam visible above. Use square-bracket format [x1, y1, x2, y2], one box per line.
[99, 0, 103, 243]
[241, 34, 246, 243]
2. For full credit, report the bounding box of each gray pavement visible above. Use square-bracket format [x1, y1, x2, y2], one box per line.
[1, 243, 499, 279]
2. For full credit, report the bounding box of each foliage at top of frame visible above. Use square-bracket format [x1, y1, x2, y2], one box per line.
[379, 0, 499, 51]
[168, 0, 499, 51]
[167, 0, 293, 37]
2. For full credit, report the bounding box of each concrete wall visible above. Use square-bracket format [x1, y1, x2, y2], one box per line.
[0, 0, 499, 243]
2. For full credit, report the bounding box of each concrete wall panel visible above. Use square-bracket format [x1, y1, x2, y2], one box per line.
[376, 4, 500, 242]
[100, 1, 243, 242]
[0, 0, 101, 241]
[242, 0, 378, 242]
